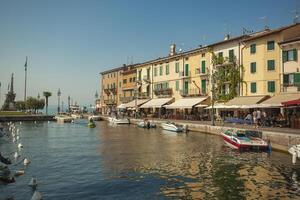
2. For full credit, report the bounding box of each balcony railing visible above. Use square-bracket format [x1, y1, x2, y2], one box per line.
[179, 71, 191, 77]
[154, 88, 173, 97]
[120, 96, 134, 103]
[282, 83, 300, 92]
[104, 99, 116, 105]
[180, 89, 206, 97]
[195, 68, 208, 76]
[143, 75, 151, 82]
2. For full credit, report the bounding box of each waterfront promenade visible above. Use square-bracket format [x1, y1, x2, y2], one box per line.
[100, 115, 300, 153]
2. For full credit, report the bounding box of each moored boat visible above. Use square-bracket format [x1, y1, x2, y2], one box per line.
[54, 115, 74, 123]
[161, 122, 184, 132]
[137, 120, 156, 129]
[108, 117, 130, 124]
[88, 115, 102, 121]
[222, 129, 268, 150]
[288, 144, 300, 164]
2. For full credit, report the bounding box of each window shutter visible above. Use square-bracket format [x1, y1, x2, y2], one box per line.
[283, 51, 288, 62]
[293, 49, 298, 61]
[283, 74, 289, 84]
[201, 61, 206, 73]
[294, 73, 300, 83]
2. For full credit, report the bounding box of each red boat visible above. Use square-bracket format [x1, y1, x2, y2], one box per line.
[222, 129, 269, 150]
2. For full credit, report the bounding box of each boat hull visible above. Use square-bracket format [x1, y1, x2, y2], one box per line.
[161, 123, 183, 132]
[222, 135, 268, 150]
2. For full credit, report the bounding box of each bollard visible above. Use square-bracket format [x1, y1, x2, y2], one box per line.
[292, 152, 297, 164]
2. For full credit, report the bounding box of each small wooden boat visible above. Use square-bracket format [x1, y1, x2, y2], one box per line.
[222, 129, 268, 150]
[288, 144, 300, 164]
[161, 122, 184, 132]
[87, 121, 96, 128]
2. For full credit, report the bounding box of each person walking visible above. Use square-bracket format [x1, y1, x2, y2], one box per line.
[252, 110, 257, 127]
[257, 109, 261, 127]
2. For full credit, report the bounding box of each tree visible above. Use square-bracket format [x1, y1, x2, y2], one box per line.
[25, 97, 45, 113]
[16, 101, 26, 111]
[43, 91, 52, 114]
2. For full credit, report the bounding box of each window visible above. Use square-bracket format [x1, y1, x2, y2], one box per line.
[133, 77, 136, 82]
[201, 53, 205, 57]
[114, 73, 116, 77]
[283, 49, 298, 62]
[250, 44, 256, 54]
[250, 82, 256, 93]
[159, 66, 163, 76]
[166, 64, 170, 75]
[284, 73, 300, 85]
[113, 83, 116, 88]
[154, 67, 157, 76]
[250, 62, 256, 73]
[175, 80, 179, 91]
[295, 73, 300, 83]
[267, 60, 275, 71]
[185, 64, 189, 76]
[123, 79, 127, 84]
[267, 41, 275, 50]
[201, 61, 206, 73]
[201, 80, 206, 94]
[218, 52, 223, 58]
[229, 49, 234, 62]
[175, 62, 179, 73]
[267, 81, 275, 93]
[129, 78, 132, 82]
[119, 82, 121, 87]
[138, 70, 142, 81]
[107, 84, 109, 89]
[147, 68, 150, 79]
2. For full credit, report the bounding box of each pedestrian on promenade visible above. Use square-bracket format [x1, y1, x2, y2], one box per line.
[257, 109, 261, 127]
[252, 110, 257, 127]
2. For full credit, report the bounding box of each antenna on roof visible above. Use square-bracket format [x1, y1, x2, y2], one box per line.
[292, 9, 299, 24]
[242, 27, 254, 35]
[259, 16, 269, 30]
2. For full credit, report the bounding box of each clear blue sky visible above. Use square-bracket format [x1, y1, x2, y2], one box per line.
[0, 0, 298, 106]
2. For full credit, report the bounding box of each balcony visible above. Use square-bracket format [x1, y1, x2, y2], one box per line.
[120, 96, 134, 103]
[109, 88, 117, 95]
[104, 89, 110, 95]
[180, 89, 206, 97]
[137, 92, 150, 99]
[282, 83, 300, 92]
[154, 88, 173, 97]
[104, 99, 116, 105]
[143, 75, 151, 83]
[179, 71, 191, 78]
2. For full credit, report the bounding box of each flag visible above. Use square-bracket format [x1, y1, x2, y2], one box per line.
[24, 56, 28, 69]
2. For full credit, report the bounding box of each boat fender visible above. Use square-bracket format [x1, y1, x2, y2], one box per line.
[24, 158, 30, 165]
[292, 152, 297, 164]
[18, 143, 23, 148]
[15, 170, 25, 176]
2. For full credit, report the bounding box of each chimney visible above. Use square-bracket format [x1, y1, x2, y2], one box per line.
[169, 44, 176, 56]
[224, 34, 230, 41]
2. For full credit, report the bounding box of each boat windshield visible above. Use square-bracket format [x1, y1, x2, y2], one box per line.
[236, 130, 246, 137]
[245, 130, 261, 138]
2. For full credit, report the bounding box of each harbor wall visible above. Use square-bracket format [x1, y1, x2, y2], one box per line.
[0, 115, 55, 122]
[100, 116, 300, 153]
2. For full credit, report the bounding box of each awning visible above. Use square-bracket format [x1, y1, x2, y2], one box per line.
[140, 98, 173, 108]
[165, 97, 208, 109]
[260, 93, 300, 107]
[225, 95, 270, 106]
[117, 104, 127, 109]
[205, 103, 240, 109]
[124, 99, 150, 108]
[282, 98, 300, 107]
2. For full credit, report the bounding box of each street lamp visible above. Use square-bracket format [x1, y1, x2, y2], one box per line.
[57, 88, 61, 114]
[68, 95, 71, 113]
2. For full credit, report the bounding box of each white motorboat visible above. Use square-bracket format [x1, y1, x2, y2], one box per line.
[88, 115, 102, 121]
[71, 114, 83, 119]
[288, 144, 300, 164]
[54, 115, 74, 123]
[137, 120, 156, 129]
[161, 122, 184, 132]
[108, 117, 130, 124]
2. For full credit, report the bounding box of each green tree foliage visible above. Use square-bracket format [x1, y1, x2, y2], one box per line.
[25, 97, 45, 113]
[211, 53, 244, 101]
[43, 91, 52, 114]
[15, 101, 26, 111]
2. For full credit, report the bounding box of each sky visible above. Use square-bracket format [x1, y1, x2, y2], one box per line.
[0, 0, 299, 106]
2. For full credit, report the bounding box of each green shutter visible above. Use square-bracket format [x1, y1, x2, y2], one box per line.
[166, 65, 169, 75]
[229, 49, 234, 62]
[268, 81, 275, 93]
[175, 80, 179, 91]
[283, 51, 288, 62]
[251, 82, 256, 93]
[267, 41, 275, 50]
[201, 61, 206, 73]
[294, 73, 300, 83]
[250, 44, 256, 54]
[185, 64, 189, 76]
[201, 80, 206, 94]
[175, 62, 179, 73]
[294, 49, 298, 61]
[283, 74, 289, 84]
[250, 62, 256, 73]
[267, 60, 275, 70]
[154, 68, 157, 76]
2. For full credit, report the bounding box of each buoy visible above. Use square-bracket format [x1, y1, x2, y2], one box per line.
[34, 121, 37, 124]
[292, 152, 297, 164]
[31, 191, 42, 200]
[15, 170, 25, 176]
[18, 143, 23, 148]
[28, 177, 38, 188]
[24, 158, 30, 165]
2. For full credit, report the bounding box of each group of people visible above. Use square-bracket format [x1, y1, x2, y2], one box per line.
[244, 110, 285, 127]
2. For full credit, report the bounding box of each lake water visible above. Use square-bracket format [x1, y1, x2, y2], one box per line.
[0, 121, 300, 199]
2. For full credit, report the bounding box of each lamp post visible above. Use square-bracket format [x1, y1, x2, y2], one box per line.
[95, 91, 99, 113]
[62, 101, 64, 113]
[24, 57, 28, 101]
[57, 88, 61, 114]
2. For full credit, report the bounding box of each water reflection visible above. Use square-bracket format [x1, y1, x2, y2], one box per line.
[98, 122, 300, 199]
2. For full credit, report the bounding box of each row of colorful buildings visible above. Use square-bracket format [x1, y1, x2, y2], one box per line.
[98, 23, 300, 116]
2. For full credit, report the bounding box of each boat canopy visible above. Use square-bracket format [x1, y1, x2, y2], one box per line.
[165, 97, 208, 109]
[140, 98, 173, 108]
[124, 99, 150, 108]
